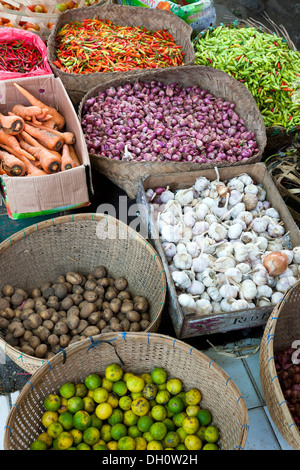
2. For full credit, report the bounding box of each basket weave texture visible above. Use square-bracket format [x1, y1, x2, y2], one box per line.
[0, 213, 166, 374]
[4, 331, 249, 450]
[47, 3, 195, 105]
[259, 281, 300, 450]
[78, 64, 267, 199]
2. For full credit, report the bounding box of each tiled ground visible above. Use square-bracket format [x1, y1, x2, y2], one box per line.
[0, 336, 294, 451]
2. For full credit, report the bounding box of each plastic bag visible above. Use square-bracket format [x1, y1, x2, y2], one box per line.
[0, 27, 52, 80]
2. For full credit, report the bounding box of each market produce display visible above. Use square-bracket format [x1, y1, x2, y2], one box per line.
[29, 363, 220, 450]
[0, 266, 152, 359]
[0, 83, 80, 176]
[0, 39, 44, 73]
[194, 25, 300, 130]
[53, 18, 184, 74]
[275, 345, 300, 429]
[147, 169, 299, 315]
[81, 80, 259, 163]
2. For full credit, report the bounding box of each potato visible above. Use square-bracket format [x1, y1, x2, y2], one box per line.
[110, 322, 123, 332]
[80, 302, 96, 319]
[35, 344, 48, 358]
[140, 320, 151, 331]
[0, 297, 11, 311]
[34, 296, 47, 305]
[66, 272, 83, 285]
[43, 320, 54, 331]
[120, 302, 134, 314]
[114, 278, 128, 291]
[39, 309, 52, 321]
[105, 288, 118, 301]
[35, 305, 48, 315]
[101, 326, 113, 333]
[54, 283, 69, 300]
[57, 275, 66, 284]
[35, 326, 50, 342]
[133, 297, 149, 314]
[5, 332, 19, 347]
[22, 299, 35, 310]
[7, 320, 21, 333]
[26, 313, 42, 330]
[87, 311, 101, 325]
[103, 308, 114, 323]
[97, 319, 107, 331]
[48, 334, 59, 346]
[66, 315, 80, 331]
[71, 319, 88, 335]
[67, 306, 80, 317]
[126, 310, 141, 323]
[129, 322, 141, 332]
[80, 275, 87, 287]
[42, 287, 54, 300]
[120, 318, 131, 332]
[93, 266, 107, 279]
[2, 307, 15, 320]
[45, 351, 55, 360]
[21, 344, 35, 356]
[64, 282, 73, 293]
[23, 330, 33, 342]
[102, 301, 110, 311]
[94, 285, 105, 298]
[13, 325, 25, 339]
[85, 279, 97, 291]
[31, 288, 41, 299]
[60, 335, 70, 348]
[97, 278, 110, 289]
[2, 284, 14, 297]
[110, 298, 122, 314]
[15, 288, 28, 300]
[117, 291, 131, 301]
[0, 318, 9, 329]
[58, 310, 67, 319]
[141, 313, 150, 321]
[54, 321, 69, 336]
[28, 335, 41, 350]
[46, 296, 60, 311]
[60, 296, 74, 311]
[81, 326, 100, 337]
[94, 298, 103, 311]
[83, 291, 98, 303]
[71, 294, 83, 306]
[116, 312, 126, 322]
[72, 284, 84, 295]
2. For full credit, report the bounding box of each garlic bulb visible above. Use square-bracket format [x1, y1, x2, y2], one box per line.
[219, 284, 239, 299]
[244, 183, 258, 195]
[192, 256, 209, 273]
[256, 186, 266, 201]
[194, 176, 210, 192]
[186, 241, 200, 258]
[183, 212, 196, 228]
[265, 207, 280, 219]
[215, 256, 236, 271]
[236, 262, 251, 276]
[229, 190, 243, 206]
[228, 223, 243, 240]
[214, 242, 233, 258]
[243, 193, 258, 211]
[172, 271, 192, 290]
[232, 299, 250, 310]
[251, 217, 269, 233]
[220, 298, 236, 312]
[271, 292, 284, 305]
[192, 221, 209, 236]
[240, 231, 257, 244]
[162, 242, 177, 259]
[173, 252, 192, 270]
[238, 174, 253, 186]
[241, 279, 257, 300]
[276, 276, 297, 293]
[161, 224, 182, 244]
[160, 211, 178, 225]
[175, 188, 194, 206]
[178, 293, 196, 312]
[230, 202, 246, 219]
[201, 197, 216, 209]
[268, 223, 285, 238]
[256, 285, 273, 299]
[195, 299, 213, 315]
[202, 269, 218, 287]
[176, 242, 187, 254]
[207, 286, 223, 302]
[233, 243, 249, 263]
[252, 269, 267, 286]
[256, 236, 268, 251]
[187, 279, 205, 296]
[257, 299, 271, 307]
[208, 222, 228, 242]
[160, 189, 175, 204]
[237, 211, 253, 226]
[228, 177, 244, 193]
[226, 267, 243, 283]
[293, 246, 300, 264]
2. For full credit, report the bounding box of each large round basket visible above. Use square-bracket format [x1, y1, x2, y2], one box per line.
[47, 3, 195, 106]
[78, 64, 267, 199]
[259, 281, 300, 450]
[0, 214, 166, 375]
[4, 331, 249, 450]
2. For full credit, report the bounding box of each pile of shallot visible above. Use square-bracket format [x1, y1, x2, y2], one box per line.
[147, 169, 299, 316]
[275, 346, 300, 428]
[81, 81, 259, 163]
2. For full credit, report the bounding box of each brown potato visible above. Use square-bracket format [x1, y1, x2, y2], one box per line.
[66, 272, 83, 285]
[71, 294, 83, 306]
[117, 291, 131, 301]
[54, 283, 69, 300]
[2, 307, 15, 320]
[93, 266, 107, 279]
[0, 318, 9, 329]
[80, 302, 96, 319]
[133, 297, 149, 313]
[120, 302, 134, 314]
[64, 282, 73, 293]
[35, 326, 50, 342]
[104, 288, 118, 301]
[94, 298, 103, 311]
[71, 319, 88, 335]
[50, 311, 60, 324]
[94, 285, 105, 298]
[42, 287, 54, 300]
[15, 288, 28, 300]
[81, 325, 100, 337]
[72, 284, 84, 295]
[97, 278, 110, 289]
[0, 298, 11, 311]
[39, 309, 53, 321]
[28, 335, 41, 350]
[66, 315, 80, 331]
[129, 322, 141, 332]
[60, 296, 74, 311]
[60, 335, 70, 348]
[141, 313, 150, 321]
[101, 326, 113, 333]
[120, 318, 131, 332]
[23, 330, 33, 342]
[43, 320, 54, 331]
[5, 332, 19, 347]
[126, 310, 141, 323]
[21, 344, 35, 356]
[67, 306, 80, 317]
[26, 313, 42, 330]
[58, 310, 67, 319]
[102, 301, 110, 311]
[97, 319, 107, 331]
[114, 278, 128, 291]
[110, 321, 123, 332]
[48, 334, 59, 346]
[2, 284, 14, 297]
[110, 298, 122, 314]
[35, 344, 48, 358]
[103, 308, 114, 323]
[56, 275, 66, 284]
[31, 288, 41, 298]
[34, 296, 47, 305]
[85, 279, 97, 291]
[83, 291, 98, 303]
[46, 296, 60, 311]
[22, 299, 35, 310]
[45, 351, 55, 360]
[140, 320, 151, 331]
[54, 321, 69, 336]
[88, 311, 101, 325]
[117, 312, 126, 322]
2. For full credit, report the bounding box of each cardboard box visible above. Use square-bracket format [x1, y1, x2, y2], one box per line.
[137, 163, 300, 338]
[0, 75, 91, 219]
[114, 0, 216, 33]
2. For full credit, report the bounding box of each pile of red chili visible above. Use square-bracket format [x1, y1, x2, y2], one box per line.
[53, 17, 184, 74]
[0, 40, 44, 73]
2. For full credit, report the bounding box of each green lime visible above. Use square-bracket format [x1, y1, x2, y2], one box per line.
[151, 404, 167, 422]
[56, 431, 74, 450]
[118, 436, 136, 450]
[173, 411, 187, 428]
[58, 411, 74, 430]
[83, 427, 101, 446]
[90, 413, 103, 430]
[75, 383, 88, 398]
[30, 440, 47, 450]
[60, 382, 76, 399]
[108, 408, 124, 425]
[149, 421, 167, 440]
[73, 410, 92, 431]
[105, 363, 123, 382]
[168, 396, 185, 414]
[93, 444, 108, 450]
[204, 425, 220, 443]
[100, 423, 112, 442]
[93, 387, 109, 404]
[128, 425, 142, 438]
[151, 367, 167, 385]
[143, 383, 158, 400]
[37, 432, 52, 448]
[47, 422, 63, 439]
[163, 431, 180, 448]
[203, 442, 219, 450]
[43, 393, 61, 412]
[84, 374, 102, 391]
[166, 378, 183, 395]
[155, 390, 171, 405]
[137, 415, 154, 433]
[163, 418, 176, 432]
[123, 410, 139, 427]
[112, 380, 128, 397]
[76, 442, 91, 450]
[196, 409, 212, 426]
[70, 428, 83, 446]
[111, 423, 127, 441]
[83, 396, 96, 414]
[67, 396, 84, 414]
[119, 395, 132, 411]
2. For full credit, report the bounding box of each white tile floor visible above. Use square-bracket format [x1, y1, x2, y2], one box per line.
[0, 335, 294, 451]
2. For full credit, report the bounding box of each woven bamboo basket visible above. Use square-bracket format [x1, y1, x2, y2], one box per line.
[4, 331, 249, 450]
[0, 213, 166, 374]
[194, 17, 299, 155]
[47, 3, 195, 105]
[78, 64, 267, 199]
[259, 281, 300, 450]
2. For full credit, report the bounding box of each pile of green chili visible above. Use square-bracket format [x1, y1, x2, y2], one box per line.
[194, 25, 300, 130]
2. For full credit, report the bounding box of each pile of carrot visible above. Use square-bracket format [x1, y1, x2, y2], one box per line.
[0, 83, 81, 177]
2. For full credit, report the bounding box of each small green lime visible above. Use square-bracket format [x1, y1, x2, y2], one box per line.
[60, 382, 76, 399]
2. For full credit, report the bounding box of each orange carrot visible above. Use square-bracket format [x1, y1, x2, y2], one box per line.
[69, 145, 81, 166]
[0, 129, 35, 161]
[11, 105, 52, 123]
[61, 144, 76, 171]
[29, 122, 76, 145]
[19, 139, 61, 174]
[23, 123, 64, 152]
[11, 152, 46, 176]
[0, 149, 25, 176]
[0, 114, 24, 135]
[0, 167, 7, 175]
[13, 83, 65, 131]
[19, 131, 62, 160]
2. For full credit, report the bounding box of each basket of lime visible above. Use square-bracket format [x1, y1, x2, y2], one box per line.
[4, 332, 248, 450]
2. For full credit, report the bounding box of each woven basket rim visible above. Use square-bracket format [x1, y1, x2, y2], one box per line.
[259, 281, 300, 445]
[4, 331, 249, 450]
[0, 213, 167, 371]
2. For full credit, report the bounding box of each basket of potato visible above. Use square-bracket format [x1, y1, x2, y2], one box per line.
[0, 213, 166, 374]
[4, 332, 249, 450]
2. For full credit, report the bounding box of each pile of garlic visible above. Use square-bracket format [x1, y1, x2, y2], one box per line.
[147, 169, 300, 316]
